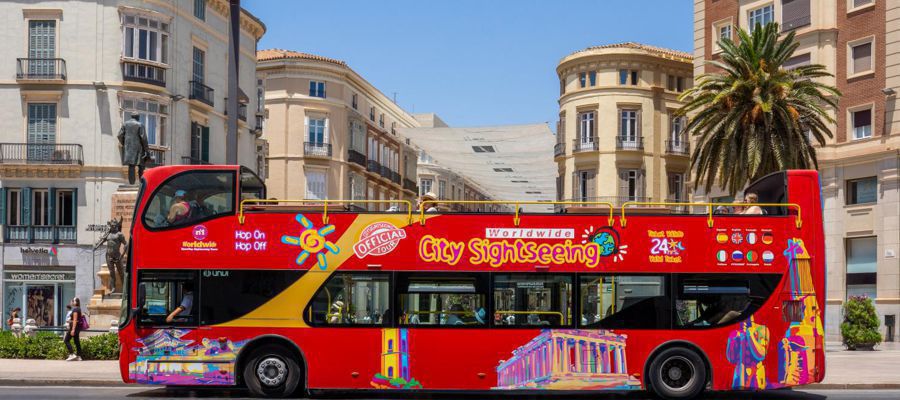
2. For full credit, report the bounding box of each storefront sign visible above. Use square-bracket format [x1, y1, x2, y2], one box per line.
[19, 247, 57, 256]
[4, 272, 75, 282]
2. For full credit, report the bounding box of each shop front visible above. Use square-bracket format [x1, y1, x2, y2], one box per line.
[3, 267, 76, 328]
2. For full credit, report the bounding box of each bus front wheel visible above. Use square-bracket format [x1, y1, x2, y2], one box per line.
[243, 344, 302, 398]
[647, 346, 706, 399]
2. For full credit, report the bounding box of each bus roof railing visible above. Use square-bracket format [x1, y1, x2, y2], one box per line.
[420, 200, 615, 227]
[239, 199, 413, 225]
[620, 201, 802, 229]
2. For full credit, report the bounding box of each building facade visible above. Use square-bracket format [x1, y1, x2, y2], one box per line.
[257, 49, 419, 210]
[693, 0, 900, 341]
[555, 43, 693, 207]
[0, 0, 265, 328]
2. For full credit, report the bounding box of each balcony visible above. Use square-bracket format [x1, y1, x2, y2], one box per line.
[555, 196, 653, 212]
[616, 136, 643, 151]
[380, 165, 392, 180]
[16, 58, 66, 82]
[403, 178, 417, 193]
[0, 143, 83, 165]
[367, 160, 381, 174]
[122, 60, 165, 87]
[181, 156, 211, 165]
[146, 148, 166, 168]
[189, 80, 214, 107]
[304, 142, 332, 158]
[554, 143, 565, 157]
[666, 140, 690, 156]
[572, 139, 598, 152]
[390, 170, 401, 185]
[4, 225, 76, 244]
[225, 101, 248, 122]
[348, 149, 366, 167]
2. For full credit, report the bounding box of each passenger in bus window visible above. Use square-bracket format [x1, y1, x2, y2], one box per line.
[167, 190, 193, 225]
[417, 192, 438, 213]
[742, 193, 764, 215]
[165, 282, 194, 323]
[732, 200, 745, 214]
[328, 300, 344, 324]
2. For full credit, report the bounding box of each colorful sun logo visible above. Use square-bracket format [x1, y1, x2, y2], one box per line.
[281, 214, 340, 270]
[580, 226, 628, 262]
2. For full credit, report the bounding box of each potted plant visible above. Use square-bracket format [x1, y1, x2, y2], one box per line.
[840, 295, 882, 350]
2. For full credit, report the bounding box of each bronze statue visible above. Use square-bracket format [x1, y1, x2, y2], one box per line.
[94, 217, 126, 293]
[118, 114, 149, 185]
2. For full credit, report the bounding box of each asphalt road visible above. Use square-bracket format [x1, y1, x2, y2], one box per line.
[0, 387, 899, 400]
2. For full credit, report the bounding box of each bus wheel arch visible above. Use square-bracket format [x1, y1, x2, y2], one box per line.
[643, 340, 711, 399]
[236, 335, 307, 397]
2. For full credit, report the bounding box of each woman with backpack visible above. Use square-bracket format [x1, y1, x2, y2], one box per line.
[65, 297, 84, 361]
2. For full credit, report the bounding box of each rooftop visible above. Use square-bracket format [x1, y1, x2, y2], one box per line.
[257, 49, 347, 66]
[564, 42, 692, 63]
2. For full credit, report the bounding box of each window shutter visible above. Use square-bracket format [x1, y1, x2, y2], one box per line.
[617, 171, 628, 199]
[617, 109, 623, 139]
[324, 118, 330, 144]
[71, 188, 78, 229]
[853, 42, 872, 74]
[48, 187, 56, 226]
[201, 126, 210, 162]
[586, 171, 596, 199]
[22, 187, 32, 226]
[639, 170, 647, 199]
[572, 172, 581, 199]
[0, 188, 6, 225]
[784, 53, 811, 70]
[636, 109, 643, 140]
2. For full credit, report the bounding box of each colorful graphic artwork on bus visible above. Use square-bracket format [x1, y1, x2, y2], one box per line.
[725, 316, 770, 389]
[776, 238, 823, 387]
[495, 329, 640, 390]
[371, 329, 422, 389]
[128, 329, 247, 385]
[580, 226, 628, 262]
[281, 214, 340, 270]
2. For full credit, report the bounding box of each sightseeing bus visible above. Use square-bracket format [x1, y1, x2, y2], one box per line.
[117, 165, 825, 399]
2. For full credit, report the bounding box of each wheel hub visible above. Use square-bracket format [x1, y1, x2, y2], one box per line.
[659, 355, 695, 392]
[256, 357, 287, 387]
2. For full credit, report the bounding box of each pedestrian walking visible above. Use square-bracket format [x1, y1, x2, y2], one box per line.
[64, 297, 83, 361]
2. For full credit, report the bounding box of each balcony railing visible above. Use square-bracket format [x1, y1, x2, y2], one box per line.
[225, 101, 248, 121]
[4, 225, 76, 243]
[16, 58, 66, 81]
[616, 136, 644, 150]
[555, 196, 653, 212]
[403, 178, 417, 193]
[181, 156, 211, 165]
[189, 80, 214, 107]
[666, 140, 690, 156]
[572, 139, 598, 152]
[146, 148, 166, 168]
[0, 143, 83, 165]
[122, 60, 165, 87]
[390, 171, 401, 184]
[348, 149, 366, 167]
[380, 165, 392, 180]
[367, 160, 381, 174]
[554, 143, 565, 157]
[304, 142, 332, 158]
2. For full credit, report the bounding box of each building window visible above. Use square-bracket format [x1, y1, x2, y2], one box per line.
[784, 53, 812, 70]
[308, 273, 390, 325]
[620, 109, 639, 141]
[846, 236, 877, 300]
[720, 23, 732, 40]
[493, 274, 573, 327]
[193, 0, 206, 20]
[577, 111, 595, 147]
[32, 190, 49, 226]
[190, 122, 210, 163]
[6, 189, 21, 226]
[573, 170, 595, 201]
[56, 190, 75, 226]
[419, 178, 433, 196]
[370, 107, 375, 122]
[192, 47, 205, 83]
[122, 98, 167, 147]
[847, 177, 877, 205]
[379, 113, 385, 128]
[619, 69, 638, 85]
[559, 78, 565, 95]
[123, 15, 169, 65]
[851, 107, 873, 140]
[309, 81, 326, 98]
[438, 180, 446, 199]
[850, 0, 874, 11]
[849, 39, 874, 75]
[619, 169, 644, 201]
[748, 4, 774, 32]
[352, 93, 358, 109]
[668, 173, 684, 202]
[667, 75, 685, 92]
[782, 0, 811, 31]
[579, 72, 586, 88]
[27, 20, 56, 77]
[391, 121, 396, 135]
[27, 103, 57, 145]
[588, 71, 597, 86]
[305, 169, 327, 200]
[307, 118, 327, 144]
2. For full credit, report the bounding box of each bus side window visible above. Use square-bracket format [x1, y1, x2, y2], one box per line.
[307, 272, 390, 326]
[137, 270, 198, 327]
[142, 171, 235, 229]
[579, 275, 670, 329]
[674, 273, 781, 328]
[397, 273, 488, 327]
[493, 274, 572, 327]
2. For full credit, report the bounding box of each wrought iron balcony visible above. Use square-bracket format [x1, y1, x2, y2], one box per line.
[225, 101, 248, 121]
[572, 139, 598, 152]
[554, 143, 565, 157]
[616, 136, 644, 150]
[181, 156, 211, 165]
[348, 149, 366, 167]
[367, 160, 381, 174]
[390, 171, 401, 184]
[122, 60, 165, 87]
[189, 80, 214, 107]
[304, 142, 332, 157]
[403, 178, 417, 193]
[380, 165, 392, 179]
[146, 148, 166, 168]
[16, 58, 66, 81]
[4, 225, 76, 244]
[665, 140, 690, 156]
[0, 143, 83, 165]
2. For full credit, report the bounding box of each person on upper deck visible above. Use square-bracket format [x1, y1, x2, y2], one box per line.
[741, 193, 764, 215]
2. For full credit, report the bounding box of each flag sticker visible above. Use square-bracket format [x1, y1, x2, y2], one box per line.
[747, 232, 757, 244]
[746, 250, 757, 263]
[762, 232, 774, 244]
[762, 250, 775, 263]
[731, 250, 744, 261]
[716, 233, 729, 244]
[716, 250, 727, 263]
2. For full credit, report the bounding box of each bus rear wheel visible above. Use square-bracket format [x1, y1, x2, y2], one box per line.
[243, 344, 302, 398]
[647, 346, 706, 399]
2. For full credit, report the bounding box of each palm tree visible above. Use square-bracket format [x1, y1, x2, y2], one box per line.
[677, 22, 840, 195]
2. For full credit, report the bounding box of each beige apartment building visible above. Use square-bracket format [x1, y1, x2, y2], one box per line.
[0, 0, 265, 328]
[555, 43, 693, 206]
[694, 0, 900, 341]
[257, 49, 419, 210]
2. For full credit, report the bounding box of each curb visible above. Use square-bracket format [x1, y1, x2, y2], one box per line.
[0, 379, 127, 387]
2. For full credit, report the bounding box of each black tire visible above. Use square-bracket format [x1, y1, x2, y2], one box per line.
[243, 344, 302, 398]
[647, 346, 707, 399]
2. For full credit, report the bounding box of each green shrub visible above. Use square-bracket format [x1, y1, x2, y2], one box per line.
[0, 331, 118, 360]
[841, 295, 883, 350]
[81, 333, 120, 360]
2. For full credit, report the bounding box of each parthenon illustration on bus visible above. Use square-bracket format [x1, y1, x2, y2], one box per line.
[495, 329, 640, 390]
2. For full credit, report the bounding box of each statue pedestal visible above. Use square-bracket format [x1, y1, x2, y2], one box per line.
[112, 186, 138, 241]
[88, 264, 122, 330]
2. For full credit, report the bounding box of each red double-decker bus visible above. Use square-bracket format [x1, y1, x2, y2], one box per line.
[117, 165, 825, 399]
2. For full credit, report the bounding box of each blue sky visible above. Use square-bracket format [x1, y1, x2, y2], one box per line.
[245, 0, 693, 130]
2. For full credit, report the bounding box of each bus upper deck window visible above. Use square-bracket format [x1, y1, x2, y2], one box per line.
[143, 171, 235, 229]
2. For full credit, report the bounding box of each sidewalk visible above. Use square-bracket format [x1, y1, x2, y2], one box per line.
[0, 343, 899, 388]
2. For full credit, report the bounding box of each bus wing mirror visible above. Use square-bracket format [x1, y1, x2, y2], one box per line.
[131, 307, 141, 320]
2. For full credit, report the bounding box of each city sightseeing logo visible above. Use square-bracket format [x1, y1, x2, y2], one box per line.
[353, 221, 406, 259]
[181, 225, 218, 252]
[281, 214, 340, 270]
